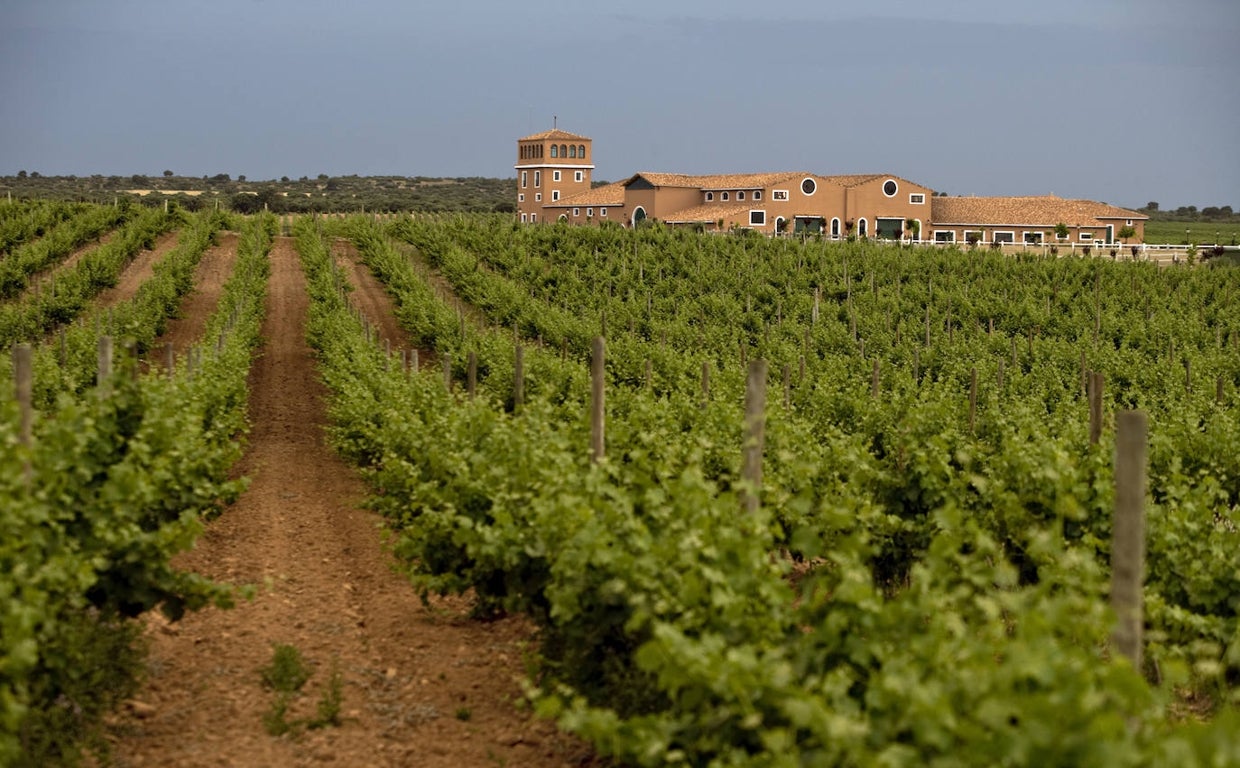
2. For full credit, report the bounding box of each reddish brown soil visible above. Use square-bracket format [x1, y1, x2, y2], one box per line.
[155, 232, 239, 352]
[26, 229, 119, 296]
[107, 237, 591, 767]
[92, 230, 180, 308]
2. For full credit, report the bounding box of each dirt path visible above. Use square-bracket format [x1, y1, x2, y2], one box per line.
[25, 230, 119, 297]
[331, 238, 409, 351]
[108, 237, 589, 767]
[92, 230, 180, 308]
[153, 231, 239, 352]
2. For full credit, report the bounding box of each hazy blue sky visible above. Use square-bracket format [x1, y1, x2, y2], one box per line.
[2, 0, 1236, 209]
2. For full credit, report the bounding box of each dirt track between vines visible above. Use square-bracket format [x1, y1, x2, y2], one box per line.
[108, 237, 590, 767]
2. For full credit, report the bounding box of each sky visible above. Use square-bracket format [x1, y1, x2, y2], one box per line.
[1, 0, 1237, 210]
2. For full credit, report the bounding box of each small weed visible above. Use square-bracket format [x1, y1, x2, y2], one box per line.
[260, 645, 344, 737]
[455, 706, 472, 721]
[261, 643, 310, 693]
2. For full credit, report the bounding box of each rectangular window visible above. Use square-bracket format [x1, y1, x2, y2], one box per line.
[737, 191, 746, 201]
[552, 190, 560, 201]
[934, 231, 955, 243]
[553, 170, 561, 182]
[518, 193, 525, 202]
[772, 190, 788, 201]
[534, 171, 541, 187]
[910, 193, 925, 204]
[520, 213, 527, 223]
[573, 207, 580, 217]
[753, 190, 762, 201]
[586, 207, 593, 217]
[1079, 232, 1093, 240]
[1023, 231, 1044, 244]
[521, 171, 527, 188]
[575, 171, 583, 182]
[531, 213, 537, 222]
[749, 210, 766, 226]
[993, 231, 1014, 243]
[535, 193, 541, 202]
[600, 208, 607, 216]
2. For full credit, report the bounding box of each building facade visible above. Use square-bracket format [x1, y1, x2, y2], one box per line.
[517, 128, 1146, 243]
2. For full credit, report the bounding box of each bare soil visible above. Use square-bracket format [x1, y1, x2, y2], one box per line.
[93, 231, 181, 308]
[107, 237, 591, 767]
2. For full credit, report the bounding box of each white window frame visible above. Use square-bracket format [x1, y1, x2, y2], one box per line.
[575, 171, 584, 182]
[882, 179, 898, 198]
[801, 178, 817, 196]
[521, 171, 527, 188]
[857, 218, 867, 236]
[518, 193, 525, 202]
[553, 170, 561, 182]
[909, 193, 925, 204]
[831, 217, 841, 239]
[721, 191, 730, 201]
[753, 190, 762, 201]
[530, 213, 537, 222]
[535, 192, 542, 202]
[992, 231, 1015, 244]
[772, 189, 789, 201]
[1079, 232, 1093, 241]
[749, 209, 766, 226]
[933, 230, 956, 243]
[1023, 231, 1044, 244]
[573, 207, 580, 217]
[600, 208, 607, 216]
[586, 207, 593, 217]
[705, 192, 714, 201]
[534, 170, 541, 187]
[520, 213, 527, 223]
[551, 190, 560, 201]
[737, 191, 746, 201]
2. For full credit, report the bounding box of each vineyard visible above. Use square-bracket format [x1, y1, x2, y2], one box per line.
[2, 200, 1239, 766]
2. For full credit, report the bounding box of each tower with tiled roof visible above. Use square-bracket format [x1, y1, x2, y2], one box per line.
[515, 128, 593, 223]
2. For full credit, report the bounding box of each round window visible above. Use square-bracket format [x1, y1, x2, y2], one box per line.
[801, 178, 816, 196]
[883, 179, 898, 197]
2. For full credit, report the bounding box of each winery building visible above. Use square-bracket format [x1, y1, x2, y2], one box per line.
[515, 128, 1146, 244]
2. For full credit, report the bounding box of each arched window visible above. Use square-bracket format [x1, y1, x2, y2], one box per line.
[568, 145, 577, 158]
[632, 206, 647, 227]
[560, 144, 568, 157]
[550, 144, 558, 158]
[858, 219, 868, 237]
[578, 145, 586, 158]
[831, 218, 841, 239]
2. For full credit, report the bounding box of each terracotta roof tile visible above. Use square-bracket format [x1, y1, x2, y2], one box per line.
[663, 201, 755, 223]
[519, 128, 590, 142]
[931, 196, 1147, 226]
[542, 182, 626, 208]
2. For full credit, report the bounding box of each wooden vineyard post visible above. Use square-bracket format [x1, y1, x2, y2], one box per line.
[925, 304, 931, 348]
[467, 351, 477, 398]
[871, 359, 881, 399]
[385, 339, 392, 371]
[590, 337, 605, 463]
[442, 353, 452, 393]
[97, 336, 113, 389]
[741, 359, 768, 517]
[798, 355, 805, 383]
[14, 344, 33, 479]
[1089, 371, 1105, 445]
[410, 349, 419, 374]
[1011, 336, 1018, 369]
[701, 360, 711, 403]
[513, 344, 525, 412]
[969, 367, 978, 434]
[997, 360, 1005, 390]
[1111, 411, 1148, 671]
[782, 363, 791, 410]
[1184, 359, 1191, 394]
[812, 286, 820, 325]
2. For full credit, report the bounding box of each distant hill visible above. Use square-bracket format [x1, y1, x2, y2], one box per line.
[0, 173, 519, 214]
